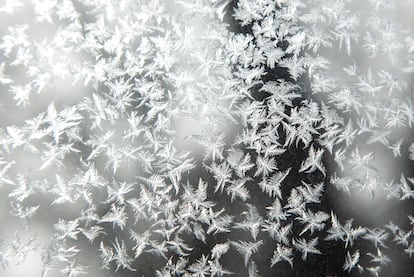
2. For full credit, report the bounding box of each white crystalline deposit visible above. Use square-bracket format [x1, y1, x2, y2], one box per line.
[0, 0, 413, 276]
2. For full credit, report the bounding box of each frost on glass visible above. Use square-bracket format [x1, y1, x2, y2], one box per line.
[0, 0, 413, 276]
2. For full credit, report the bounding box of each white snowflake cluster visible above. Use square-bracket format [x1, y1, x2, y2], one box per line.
[0, 0, 413, 276]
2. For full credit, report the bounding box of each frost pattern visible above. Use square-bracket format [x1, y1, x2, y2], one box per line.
[0, 0, 414, 276]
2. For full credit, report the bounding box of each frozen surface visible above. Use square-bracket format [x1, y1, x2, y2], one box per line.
[0, 0, 414, 276]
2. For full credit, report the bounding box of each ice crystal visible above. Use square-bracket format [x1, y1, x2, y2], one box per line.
[0, 0, 414, 276]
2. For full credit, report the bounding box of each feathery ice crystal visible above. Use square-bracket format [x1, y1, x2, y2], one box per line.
[0, 0, 414, 276]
